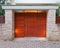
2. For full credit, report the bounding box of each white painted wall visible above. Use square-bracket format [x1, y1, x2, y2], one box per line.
[15, 0, 60, 3]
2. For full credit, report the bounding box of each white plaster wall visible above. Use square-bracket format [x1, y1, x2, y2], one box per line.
[15, 0, 59, 3]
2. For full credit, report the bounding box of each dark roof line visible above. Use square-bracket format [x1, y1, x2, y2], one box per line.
[3, 3, 58, 6]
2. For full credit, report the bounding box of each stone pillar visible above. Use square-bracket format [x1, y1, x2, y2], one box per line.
[2, 10, 14, 40]
[47, 9, 60, 41]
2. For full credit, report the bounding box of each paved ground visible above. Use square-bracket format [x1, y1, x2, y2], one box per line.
[0, 38, 60, 48]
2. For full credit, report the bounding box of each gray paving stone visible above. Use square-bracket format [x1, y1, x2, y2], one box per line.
[0, 40, 60, 48]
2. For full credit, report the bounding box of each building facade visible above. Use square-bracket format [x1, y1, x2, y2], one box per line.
[0, 0, 60, 41]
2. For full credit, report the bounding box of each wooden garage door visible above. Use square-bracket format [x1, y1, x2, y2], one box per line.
[15, 12, 46, 37]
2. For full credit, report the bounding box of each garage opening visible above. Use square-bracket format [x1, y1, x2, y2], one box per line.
[14, 10, 47, 38]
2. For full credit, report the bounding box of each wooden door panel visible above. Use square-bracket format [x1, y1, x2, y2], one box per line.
[15, 12, 46, 37]
[26, 13, 46, 37]
[26, 15, 36, 37]
[15, 15, 26, 37]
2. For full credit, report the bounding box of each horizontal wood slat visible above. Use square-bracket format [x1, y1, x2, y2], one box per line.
[14, 12, 46, 37]
[56, 16, 60, 23]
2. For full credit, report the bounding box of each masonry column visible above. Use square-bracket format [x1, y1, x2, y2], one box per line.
[47, 9, 56, 40]
[3, 10, 14, 40]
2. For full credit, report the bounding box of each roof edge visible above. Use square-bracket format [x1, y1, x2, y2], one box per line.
[2, 3, 58, 6]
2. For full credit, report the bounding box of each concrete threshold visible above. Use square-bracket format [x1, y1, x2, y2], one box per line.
[14, 37, 46, 41]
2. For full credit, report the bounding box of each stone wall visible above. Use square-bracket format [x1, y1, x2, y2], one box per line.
[48, 24, 60, 41]
[0, 10, 14, 40]
[47, 10, 60, 41]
